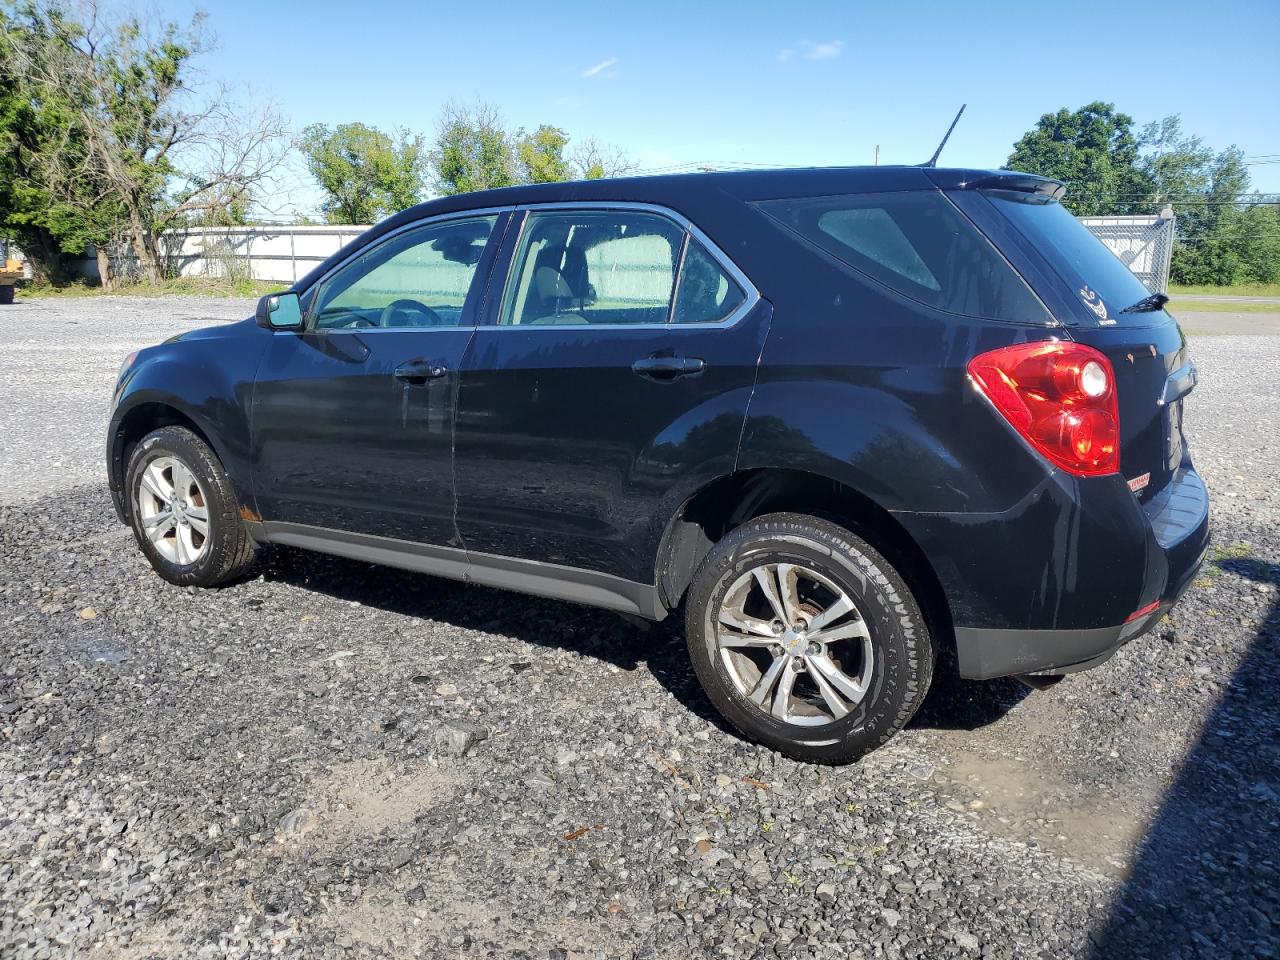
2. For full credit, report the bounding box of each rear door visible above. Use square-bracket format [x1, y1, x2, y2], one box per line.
[452, 204, 769, 586]
[251, 212, 507, 544]
[960, 188, 1193, 500]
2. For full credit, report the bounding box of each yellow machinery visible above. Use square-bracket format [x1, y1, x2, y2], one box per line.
[0, 258, 21, 304]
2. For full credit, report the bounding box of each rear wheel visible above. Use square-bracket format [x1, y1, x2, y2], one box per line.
[125, 426, 257, 586]
[685, 513, 933, 764]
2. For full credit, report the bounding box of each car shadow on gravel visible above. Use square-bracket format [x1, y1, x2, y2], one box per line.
[910, 670, 1031, 731]
[1089, 557, 1280, 960]
[258, 545, 1025, 738]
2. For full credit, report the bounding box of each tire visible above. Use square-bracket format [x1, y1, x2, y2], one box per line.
[685, 512, 933, 764]
[125, 426, 257, 587]
[0, 285, 14, 305]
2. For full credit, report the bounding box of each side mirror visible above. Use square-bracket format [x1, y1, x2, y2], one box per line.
[255, 292, 303, 330]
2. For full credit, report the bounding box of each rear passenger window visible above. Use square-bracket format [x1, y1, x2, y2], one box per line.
[759, 192, 1049, 322]
[673, 240, 746, 324]
[503, 211, 683, 326]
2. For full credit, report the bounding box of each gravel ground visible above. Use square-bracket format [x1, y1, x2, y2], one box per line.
[1, 298, 1277, 959]
[0, 297, 252, 503]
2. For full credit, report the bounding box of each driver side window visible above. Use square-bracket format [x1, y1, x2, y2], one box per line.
[311, 215, 498, 330]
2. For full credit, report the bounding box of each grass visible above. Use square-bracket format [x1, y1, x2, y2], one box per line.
[1169, 298, 1280, 314]
[1196, 541, 1258, 588]
[16, 275, 280, 300]
[1165, 283, 1280, 315]
[1168, 283, 1280, 298]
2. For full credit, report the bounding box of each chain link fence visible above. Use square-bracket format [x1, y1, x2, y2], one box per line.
[1078, 213, 1176, 293]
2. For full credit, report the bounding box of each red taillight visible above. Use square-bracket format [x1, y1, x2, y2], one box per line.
[967, 341, 1120, 476]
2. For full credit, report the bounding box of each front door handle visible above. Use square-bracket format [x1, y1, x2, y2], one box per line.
[631, 355, 706, 380]
[394, 359, 448, 384]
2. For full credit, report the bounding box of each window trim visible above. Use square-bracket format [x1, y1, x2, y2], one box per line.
[488, 201, 760, 331]
[299, 208, 509, 334]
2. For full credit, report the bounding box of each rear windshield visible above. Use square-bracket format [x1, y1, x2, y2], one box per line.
[983, 190, 1155, 324]
[758, 191, 1050, 323]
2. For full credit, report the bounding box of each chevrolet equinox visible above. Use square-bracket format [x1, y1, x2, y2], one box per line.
[107, 167, 1209, 763]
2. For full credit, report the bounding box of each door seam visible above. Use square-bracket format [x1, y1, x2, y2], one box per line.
[732, 300, 774, 472]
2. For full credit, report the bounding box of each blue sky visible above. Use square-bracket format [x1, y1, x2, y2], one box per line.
[172, 0, 1280, 217]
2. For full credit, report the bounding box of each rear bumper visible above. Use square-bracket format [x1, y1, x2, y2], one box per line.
[900, 462, 1209, 681]
[953, 545, 1204, 679]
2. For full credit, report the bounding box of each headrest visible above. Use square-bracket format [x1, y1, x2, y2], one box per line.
[534, 265, 574, 299]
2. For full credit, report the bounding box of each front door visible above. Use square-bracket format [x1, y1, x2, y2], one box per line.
[453, 206, 769, 585]
[251, 212, 506, 545]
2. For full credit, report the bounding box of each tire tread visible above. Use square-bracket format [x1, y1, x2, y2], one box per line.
[126, 426, 257, 587]
[684, 511, 933, 764]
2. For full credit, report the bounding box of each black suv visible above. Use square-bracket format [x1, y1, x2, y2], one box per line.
[107, 167, 1208, 763]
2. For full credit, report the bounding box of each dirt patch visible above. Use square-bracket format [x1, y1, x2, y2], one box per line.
[936, 743, 1146, 877]
[283, 758, 459, 851]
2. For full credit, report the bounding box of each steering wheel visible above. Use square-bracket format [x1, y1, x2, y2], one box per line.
[377, 299, 443, 328]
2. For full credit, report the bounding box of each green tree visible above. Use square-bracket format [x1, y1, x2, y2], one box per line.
[298, 122, 426, 224]
[430, 102, 634, 194]
[431, 101, 518, 195]
[1010, 104, 1278, 286]
[1138, 115, 1218, 205]
[4, 2, 288, 283]
[1235, 204, 1280, 284]
[0, 14, 57, 275]
[516, 124, 570, 184]
[0, 7, 111, 280]
[1006, 102, 1152, 215]
[1138, 117, 1257, 284]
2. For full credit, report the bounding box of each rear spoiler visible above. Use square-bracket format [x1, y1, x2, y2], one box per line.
[926, 169, 1066, 200]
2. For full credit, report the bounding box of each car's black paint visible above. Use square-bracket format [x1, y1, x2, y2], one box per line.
[250, 326, 474, 544]
[107, 165, 1208, 679]
[453, 303, 772, 584]
[108, 317, 267, 520]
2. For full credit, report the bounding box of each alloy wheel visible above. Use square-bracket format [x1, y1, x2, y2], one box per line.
[135, 455, 210, 565]
[714, 562, 874, 726]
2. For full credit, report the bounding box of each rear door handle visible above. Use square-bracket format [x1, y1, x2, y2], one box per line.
[394, 359, 448, 384]
[631, 355, 706, 380]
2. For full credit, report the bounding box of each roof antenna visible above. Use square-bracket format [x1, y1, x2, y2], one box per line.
[921, 104, 966, 168]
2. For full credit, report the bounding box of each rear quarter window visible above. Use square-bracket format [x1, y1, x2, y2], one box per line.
[983, 190, 1157, 325]
[758, 191, 1050, 323]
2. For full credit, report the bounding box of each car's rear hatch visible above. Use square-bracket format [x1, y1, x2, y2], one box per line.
[949, 176, 1194, 501]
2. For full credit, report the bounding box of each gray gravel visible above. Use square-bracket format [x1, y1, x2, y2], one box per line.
[0, 296, 250, 503]
[1, 297, 1277, 959]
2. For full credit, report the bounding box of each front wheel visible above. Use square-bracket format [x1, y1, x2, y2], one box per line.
[685, 513, 933, 764]
[125, 426, 257, 587]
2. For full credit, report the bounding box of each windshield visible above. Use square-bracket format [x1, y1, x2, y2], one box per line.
[983, 190, 1157, 325]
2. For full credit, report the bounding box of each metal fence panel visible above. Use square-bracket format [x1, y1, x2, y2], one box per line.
[1078, 214, 1176, 293]
[71, 225, 373, 285]
[37, 214, 1177, 294]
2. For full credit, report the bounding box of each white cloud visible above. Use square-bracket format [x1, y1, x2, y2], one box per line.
[581, 57, 618, 79]
[778, 40, 844, 62]
[805, 40, 843, 60]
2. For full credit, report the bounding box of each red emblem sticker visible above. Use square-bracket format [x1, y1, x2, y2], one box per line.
[1127, 472, 1151, 493]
